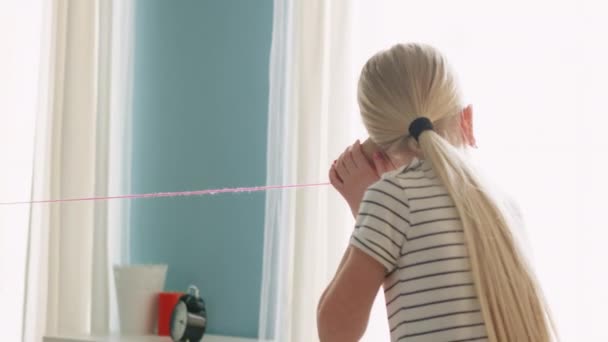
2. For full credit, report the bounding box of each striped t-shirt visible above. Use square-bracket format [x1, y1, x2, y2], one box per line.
[350, 158, 488, 342]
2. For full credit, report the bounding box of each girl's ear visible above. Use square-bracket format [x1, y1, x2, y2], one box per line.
[460, 104, 477, 147]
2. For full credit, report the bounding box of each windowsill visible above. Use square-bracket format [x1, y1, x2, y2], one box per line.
[43, 335, 256, 342]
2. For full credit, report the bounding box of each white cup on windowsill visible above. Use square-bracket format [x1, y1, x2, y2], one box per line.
[113, 264, 168, 335]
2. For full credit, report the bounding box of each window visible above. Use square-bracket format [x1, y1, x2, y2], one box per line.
[0, 1, 45, 341]
[353, 1, 608, 340]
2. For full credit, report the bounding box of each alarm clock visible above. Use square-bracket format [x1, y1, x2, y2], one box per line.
[170, 285, 207, 342]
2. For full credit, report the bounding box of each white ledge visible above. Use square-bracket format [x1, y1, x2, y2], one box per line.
[43, 335, 257, 342]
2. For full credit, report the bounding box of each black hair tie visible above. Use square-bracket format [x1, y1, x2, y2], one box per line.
[408, 117, 434, 142]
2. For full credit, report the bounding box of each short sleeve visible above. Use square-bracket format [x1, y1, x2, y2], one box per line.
[350, 179, 410, 273]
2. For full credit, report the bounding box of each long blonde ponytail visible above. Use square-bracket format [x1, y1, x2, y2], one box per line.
[358, 43, 556, 341]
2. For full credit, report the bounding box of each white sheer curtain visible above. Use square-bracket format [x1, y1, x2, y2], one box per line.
[0, 2, 46, 341]
[0, 1, 133, 341]
[262, 0, 607, 341]
[260, 1, 389, 341]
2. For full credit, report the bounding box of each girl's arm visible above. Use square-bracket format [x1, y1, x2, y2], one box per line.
[318, 140, 393, 340]
[317, 246, 385, 342]
[318, 246, 353, 308]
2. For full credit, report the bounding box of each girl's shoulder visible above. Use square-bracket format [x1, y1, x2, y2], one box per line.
[367, 157, 442, 202]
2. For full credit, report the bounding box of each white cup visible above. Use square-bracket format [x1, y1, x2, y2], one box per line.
[114, 264, 168, 335]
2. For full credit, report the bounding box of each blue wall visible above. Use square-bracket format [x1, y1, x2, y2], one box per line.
[131, 0, 272, 337]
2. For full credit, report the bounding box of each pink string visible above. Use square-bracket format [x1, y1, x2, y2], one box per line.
[0, 182, 331, 206]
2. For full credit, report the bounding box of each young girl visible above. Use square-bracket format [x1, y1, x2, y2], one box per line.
[317, 43, 555, 342]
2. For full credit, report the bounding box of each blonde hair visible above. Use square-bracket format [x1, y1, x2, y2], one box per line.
[358, 43, 556, 342]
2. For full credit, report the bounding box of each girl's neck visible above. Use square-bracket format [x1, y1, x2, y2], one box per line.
[388, 150, 419, 170]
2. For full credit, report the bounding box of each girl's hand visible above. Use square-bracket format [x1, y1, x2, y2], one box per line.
[329, 140, 394, 217]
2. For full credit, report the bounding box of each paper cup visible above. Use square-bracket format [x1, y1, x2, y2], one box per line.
[114, 264, 168, 335]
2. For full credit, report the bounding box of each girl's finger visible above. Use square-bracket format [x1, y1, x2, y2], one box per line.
[329, 164, 343, 189]
[336, 152, 350, 178]
[342, 145, 356, 171]
[352, 140, 372, 171]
